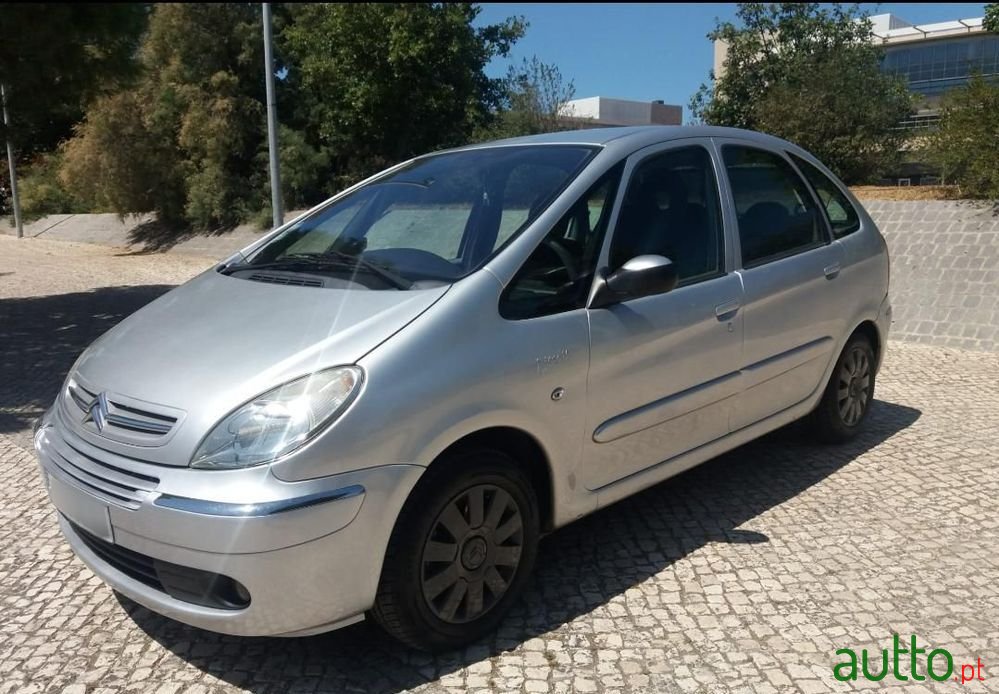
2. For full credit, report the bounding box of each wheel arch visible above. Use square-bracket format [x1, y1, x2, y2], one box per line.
[851, 319, 882, 370]
[432, 426, 556, 533]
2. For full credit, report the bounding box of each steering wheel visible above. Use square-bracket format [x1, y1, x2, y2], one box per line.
[537, 238, 580, 283]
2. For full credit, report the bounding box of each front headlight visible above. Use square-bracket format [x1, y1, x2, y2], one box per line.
[191, 366, 363, 469]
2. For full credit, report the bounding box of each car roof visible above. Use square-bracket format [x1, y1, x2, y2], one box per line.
[453, 125, 797, 157]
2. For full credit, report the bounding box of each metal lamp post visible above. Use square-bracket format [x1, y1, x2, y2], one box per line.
[1, 84, 23, 238]
[262, 3, 283, 229]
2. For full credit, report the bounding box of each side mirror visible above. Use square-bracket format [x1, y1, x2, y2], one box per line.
[590, 255, 679, 309]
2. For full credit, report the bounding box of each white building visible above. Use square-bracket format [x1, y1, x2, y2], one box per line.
[559, 96, 682, 127]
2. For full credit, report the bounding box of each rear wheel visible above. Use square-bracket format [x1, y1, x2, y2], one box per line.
[371, 448, 539, 651]
[808, 334, 876, 442]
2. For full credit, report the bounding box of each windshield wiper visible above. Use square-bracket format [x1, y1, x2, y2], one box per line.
[321, 250, 414, 290]
[222, 252, 412, 290]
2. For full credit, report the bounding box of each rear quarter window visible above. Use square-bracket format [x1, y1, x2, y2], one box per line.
[789, 153, 861, 239]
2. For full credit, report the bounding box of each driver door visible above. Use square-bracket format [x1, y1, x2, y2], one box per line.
[582, 141, 744, 491]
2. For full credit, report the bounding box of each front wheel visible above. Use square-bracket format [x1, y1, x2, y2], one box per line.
[371, 449, 539, 651]
[808, 334, 876, 442]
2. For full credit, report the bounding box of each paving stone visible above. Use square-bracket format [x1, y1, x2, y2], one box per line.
[2, 231, 998, 693]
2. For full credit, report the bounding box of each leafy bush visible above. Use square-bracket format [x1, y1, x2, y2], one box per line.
[15, 152, 87, 220]
[60, 91, 187, 226]
[270, 125, 331, 210]
[927, 75, 999, 201]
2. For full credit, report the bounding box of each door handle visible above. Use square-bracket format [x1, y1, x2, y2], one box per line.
[823, 263, 841, 279]
[714, 299, 741, 318]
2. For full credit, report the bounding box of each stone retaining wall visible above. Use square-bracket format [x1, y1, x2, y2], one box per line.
[864, 200, 999, 352]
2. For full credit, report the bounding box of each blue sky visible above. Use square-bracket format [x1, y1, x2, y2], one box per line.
[475, 3, 987, 120]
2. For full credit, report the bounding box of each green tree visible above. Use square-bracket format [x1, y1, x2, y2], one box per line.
[477, 56, 577, 140]
[0, 3, 147, 153]
[61, 4, 267, 229]
[16, 152, 87, 220]
[61, 3, 528, 231]
[690, 3, 913, 183]
[281, 3, 524, 187]
[61, 90, 187, 225]
[984, 4, 998, 33]
[927, 75, 999, 201]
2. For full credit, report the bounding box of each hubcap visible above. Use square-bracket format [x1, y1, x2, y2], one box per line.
[421, 484, 524, 624]
[461, 536, 488, 570]
[837, 346, 871, 426]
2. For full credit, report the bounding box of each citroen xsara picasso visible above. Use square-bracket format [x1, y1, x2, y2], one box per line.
[34, 127, 890, 650]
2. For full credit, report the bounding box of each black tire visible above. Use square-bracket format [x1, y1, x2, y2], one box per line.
[808, 334, 876, 443]
[370, 448, 540, 651]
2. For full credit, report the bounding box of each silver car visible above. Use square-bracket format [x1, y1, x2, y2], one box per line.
[34, 126, 890, 650]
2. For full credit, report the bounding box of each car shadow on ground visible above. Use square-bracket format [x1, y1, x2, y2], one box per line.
[0, 285, 178, 439]
[121, 400, 920, 694]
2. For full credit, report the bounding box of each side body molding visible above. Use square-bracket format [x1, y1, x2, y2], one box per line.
[592, 336, 834, 444]
[593, 371, 741, 443]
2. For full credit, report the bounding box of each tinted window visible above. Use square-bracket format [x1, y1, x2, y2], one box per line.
[790, 154, 861, 239]
[723, 146, 824, 267]
[246, 145, 595, 287]
[501, 164, 624, 320]
[610, 146, 723, 284]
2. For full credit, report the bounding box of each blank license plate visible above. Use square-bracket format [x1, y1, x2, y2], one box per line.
[48, 473, 114, 542]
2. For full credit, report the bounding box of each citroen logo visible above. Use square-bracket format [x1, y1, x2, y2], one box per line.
[82, 392, 111, 432]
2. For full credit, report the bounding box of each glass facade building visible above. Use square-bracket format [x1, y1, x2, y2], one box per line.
[882, 33, 999, 100]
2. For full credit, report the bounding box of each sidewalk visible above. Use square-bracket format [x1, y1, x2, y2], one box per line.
[0, 211, 306, 258]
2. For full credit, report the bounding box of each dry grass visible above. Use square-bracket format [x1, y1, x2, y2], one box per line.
[850, 185, 963, 201]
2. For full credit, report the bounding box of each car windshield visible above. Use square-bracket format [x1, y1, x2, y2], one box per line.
[236, 145, 597, 289]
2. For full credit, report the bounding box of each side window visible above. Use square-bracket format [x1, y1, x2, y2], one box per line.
[722, 146, 825, 267]
[789, 153, 861, 239]
[500, 164, 623, 320]
[609, 146, 723, 285]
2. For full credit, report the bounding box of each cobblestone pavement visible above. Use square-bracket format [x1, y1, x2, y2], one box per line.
[2, 236, 998, 694]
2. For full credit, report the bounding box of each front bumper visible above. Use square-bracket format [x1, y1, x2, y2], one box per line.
[34, 410, 424, 637]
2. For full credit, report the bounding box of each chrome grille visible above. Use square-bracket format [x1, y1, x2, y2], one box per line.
[248, 272, 323, 287]
[46, 434, 159, 510]
[65, 381, 181, 445]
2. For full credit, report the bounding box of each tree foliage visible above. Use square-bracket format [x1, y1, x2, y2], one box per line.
[57, 2, 528, 230]
[62, 4, 275, 229]
[0, 3, 147, 153]
[690, 3, 913, 183]
[985, 4, 999, 33]
[477, 56, 576, 140]
[926, 75, 999, 201]
[61, 90, 185, 224]
[16, 152, 87, 220]
[280, 3, 524, 188]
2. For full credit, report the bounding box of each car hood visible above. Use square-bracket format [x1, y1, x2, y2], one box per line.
[68, 269, 449, 463]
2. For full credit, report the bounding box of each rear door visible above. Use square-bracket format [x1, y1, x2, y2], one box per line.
[715, 140, 845, 430]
